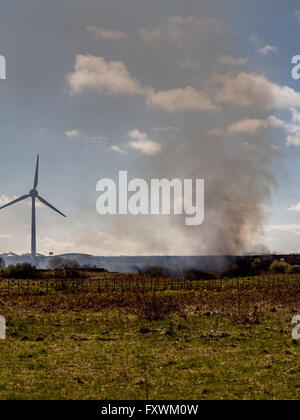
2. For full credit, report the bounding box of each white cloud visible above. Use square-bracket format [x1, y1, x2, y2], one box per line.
[67, 55, 216, 112]
[109, 145, 125, 154]
[258, 44, 278, 56]
[289, 108, 300, 125]
[295, 10, 300, 22]
[236, 109, 300, 148]
[214, 72, 300, 109]
[0, 234, 11, 239]
[217, 54, 247, 67]
[66, 129, 107, 144]
[286, 134, 300, 146]
[285, 109, 300, 147]
[228, 115, 284, 135]
[0, 195, 10, 206]
[205, 115, 284, 138]
[267, 115, 285, 128]
[138, 16, 221, 44]
[65, 130, 81, 139]
[67, 56, 300, 119]
[66, 55, 143, 95]
[288, 203, 300, 212]
[38, 237, 75, 254]
[127, 129, 163, 155]
[266, 224, 300, 236]
[153, 126, 179, 133]
[0, 195, 18, 206]
[146, 86, 216, 111]
[88, 135, 108, 143]
[205, 128, 223, 136]
[250, 35, 279, 56]
[86, 25, 127, 41]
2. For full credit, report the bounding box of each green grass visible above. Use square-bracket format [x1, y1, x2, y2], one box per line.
[0, 308, 299, 400]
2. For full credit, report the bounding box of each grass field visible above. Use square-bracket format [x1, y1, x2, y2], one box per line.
[0, 276, 299, 400]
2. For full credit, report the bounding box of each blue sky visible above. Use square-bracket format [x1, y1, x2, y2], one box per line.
[1, 0, 300, 255]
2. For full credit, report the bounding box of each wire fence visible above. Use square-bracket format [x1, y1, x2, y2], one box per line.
[1, 273, 300, 296]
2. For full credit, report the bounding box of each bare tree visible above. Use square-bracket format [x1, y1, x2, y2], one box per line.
[48, 256, 80, 270]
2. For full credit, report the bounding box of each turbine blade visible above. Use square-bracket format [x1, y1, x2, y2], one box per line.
[0, 194, 30, 210]
[37, 195, 66, 217]
[33, 154, 39, 189]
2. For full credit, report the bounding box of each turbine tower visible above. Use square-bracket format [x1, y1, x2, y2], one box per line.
[0, 155, 66, 260]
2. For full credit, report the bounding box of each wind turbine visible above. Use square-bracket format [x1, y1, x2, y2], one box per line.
[0, 155, 66, 260]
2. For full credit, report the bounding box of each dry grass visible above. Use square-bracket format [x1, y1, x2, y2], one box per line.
[0, 276, 299, 320]
[0, 275, 299, 400]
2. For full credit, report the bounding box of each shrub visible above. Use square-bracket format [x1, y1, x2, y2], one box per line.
[136, 292, 182, 321]
[269, 258, 290, 274]
[1, 263, 38, 279]
[184, 269, 218, 281]
[287, 265, 300, 274]
[251, 258, 263, 274]
[81, 264, 98, 269]
[222, 258, 254, 278]
[48, 257, 80, 270]
[137, 266, 171, 277]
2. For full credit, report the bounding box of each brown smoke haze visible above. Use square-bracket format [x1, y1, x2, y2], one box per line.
[76, 15, 283, 256]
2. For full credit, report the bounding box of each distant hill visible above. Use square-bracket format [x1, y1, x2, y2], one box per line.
[2, 252, 298, 274]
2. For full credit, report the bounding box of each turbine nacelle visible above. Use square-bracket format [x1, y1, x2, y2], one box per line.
[30, 189, 38, 198]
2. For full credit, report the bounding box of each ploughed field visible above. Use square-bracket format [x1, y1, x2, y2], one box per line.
[0, 273, 299, 400]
